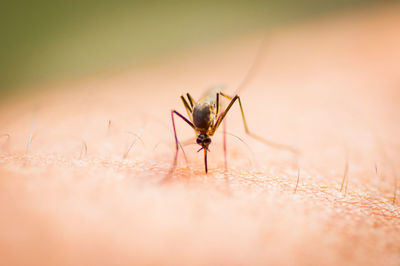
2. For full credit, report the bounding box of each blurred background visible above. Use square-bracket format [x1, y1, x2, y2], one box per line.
[0, 0, 378, 98]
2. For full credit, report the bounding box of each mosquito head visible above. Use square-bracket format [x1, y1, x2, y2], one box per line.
[196, 134, 211, 149]
[196, 134, 211, 173]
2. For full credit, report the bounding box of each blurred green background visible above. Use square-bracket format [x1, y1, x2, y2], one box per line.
[0, 0, 375, 97]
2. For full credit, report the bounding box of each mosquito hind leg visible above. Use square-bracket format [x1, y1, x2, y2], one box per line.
[215, 93, 299, 155]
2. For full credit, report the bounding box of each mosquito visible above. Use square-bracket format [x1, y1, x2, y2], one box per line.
[167, 37, 299, 177]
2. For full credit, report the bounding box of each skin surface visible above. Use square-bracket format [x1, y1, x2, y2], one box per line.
[0, 4, 400, 266]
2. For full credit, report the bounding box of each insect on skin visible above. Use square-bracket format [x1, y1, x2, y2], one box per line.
[166, 37, 299, 178]
[167, 88, 299, 176]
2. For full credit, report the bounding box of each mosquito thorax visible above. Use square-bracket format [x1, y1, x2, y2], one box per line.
[196, 134, 211, 148]
[193, 103, 212, 130]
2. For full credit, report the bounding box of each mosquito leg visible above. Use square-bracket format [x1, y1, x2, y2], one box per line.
[181, 95, 193, 121]
[215, 93, 299, 155]
[186, 93, 196, 108]
[176, 98, 194, 167]
[152, 140, 189, 169]
[216, 92, 220, 116]
[177, 96, 195, 165]
[234, 34, 267, 95]
[173, 138, 191, 168]
[164, 110, 195, 181]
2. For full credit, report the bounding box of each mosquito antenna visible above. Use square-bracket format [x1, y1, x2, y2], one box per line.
[234, 34, 267, 95]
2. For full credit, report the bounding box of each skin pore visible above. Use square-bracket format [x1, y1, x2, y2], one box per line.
[0, 4, 400, 266]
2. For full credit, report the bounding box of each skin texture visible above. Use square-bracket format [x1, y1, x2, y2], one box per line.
[0, 4, 400, 266]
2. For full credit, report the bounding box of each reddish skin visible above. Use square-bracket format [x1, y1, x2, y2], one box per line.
[0, 5, 400, 266]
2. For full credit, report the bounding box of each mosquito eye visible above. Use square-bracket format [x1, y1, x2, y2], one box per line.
[205, 138, 211, 144]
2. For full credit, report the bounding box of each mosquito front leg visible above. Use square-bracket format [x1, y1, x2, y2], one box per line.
[165, 110, 195, 180]
[213, 93, 236, 131]
[215, 93, 299, 155]
[216, 92, 220, 116]
[180, 95, 193, 121]
[186, 93, 196, 108]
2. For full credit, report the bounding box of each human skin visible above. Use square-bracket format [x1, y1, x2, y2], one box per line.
[0, 5, 400, 266]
